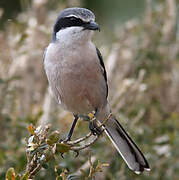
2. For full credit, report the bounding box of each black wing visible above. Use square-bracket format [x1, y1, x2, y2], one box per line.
[96, 47, 108, 98]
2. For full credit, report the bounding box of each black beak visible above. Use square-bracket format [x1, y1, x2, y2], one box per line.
[83, 21, 100, 31]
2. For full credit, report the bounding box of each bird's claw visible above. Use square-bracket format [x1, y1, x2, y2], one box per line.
[89, 120, 103, 136]
[74, 150, 79, 158]
[61, 153, 65, 159]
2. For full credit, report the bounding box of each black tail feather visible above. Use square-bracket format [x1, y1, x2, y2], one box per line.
[104, 115, 150, 174]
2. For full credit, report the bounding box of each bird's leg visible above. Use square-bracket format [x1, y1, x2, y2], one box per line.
[89, 109, 103, 136]
[63, 114, 79, 142]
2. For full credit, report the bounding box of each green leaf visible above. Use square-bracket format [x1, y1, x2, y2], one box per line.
[6, 167, 15, 180]
[20, 171, 29, 180]
[47, 131, 60, 145]
[54, 165, 62, 175]
[15, 174, 21, 180]
[43, 149, 54, 161]
[56, 176, 63, 180]
[55, 143, 71, 154]
[42, 163, 49, 169]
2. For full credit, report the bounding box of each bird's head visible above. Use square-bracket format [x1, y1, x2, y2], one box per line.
[52, 7, 100, 43]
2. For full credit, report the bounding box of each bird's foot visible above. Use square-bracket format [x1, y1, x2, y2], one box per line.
[60, 153, 65, 159]
[74, 150, 79, 158]
[89, 119, 103, 136]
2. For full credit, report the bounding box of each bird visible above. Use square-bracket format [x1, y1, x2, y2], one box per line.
[43, 7, 150, 174]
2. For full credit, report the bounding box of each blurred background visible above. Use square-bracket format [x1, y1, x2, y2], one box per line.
[0, 0, 179, 179]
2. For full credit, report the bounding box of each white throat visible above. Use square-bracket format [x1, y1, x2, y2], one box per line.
[55, 27, 93, 47]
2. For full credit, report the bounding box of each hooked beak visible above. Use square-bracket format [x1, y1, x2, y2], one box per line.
[83, 21, 100, 31]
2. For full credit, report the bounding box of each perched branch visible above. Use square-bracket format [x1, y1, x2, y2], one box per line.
[70, 135, 99, 151]
[23, 113, 112, 179]
[65, 113, 112, 150]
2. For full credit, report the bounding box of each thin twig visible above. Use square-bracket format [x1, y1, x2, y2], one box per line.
[67, 113, 112, 151]
[29, 164, 42, 179]
[71, 135, 99, 151]
[66, 132, 92, 145]
[65, 113, 112, 147]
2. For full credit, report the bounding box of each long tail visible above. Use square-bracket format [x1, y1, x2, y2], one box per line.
[103, 114, 150, 174]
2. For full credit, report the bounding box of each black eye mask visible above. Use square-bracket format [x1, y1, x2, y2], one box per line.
[53, 16, 86, 33]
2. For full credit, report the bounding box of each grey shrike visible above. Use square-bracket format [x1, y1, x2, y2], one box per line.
[43, 7, 150, 174]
